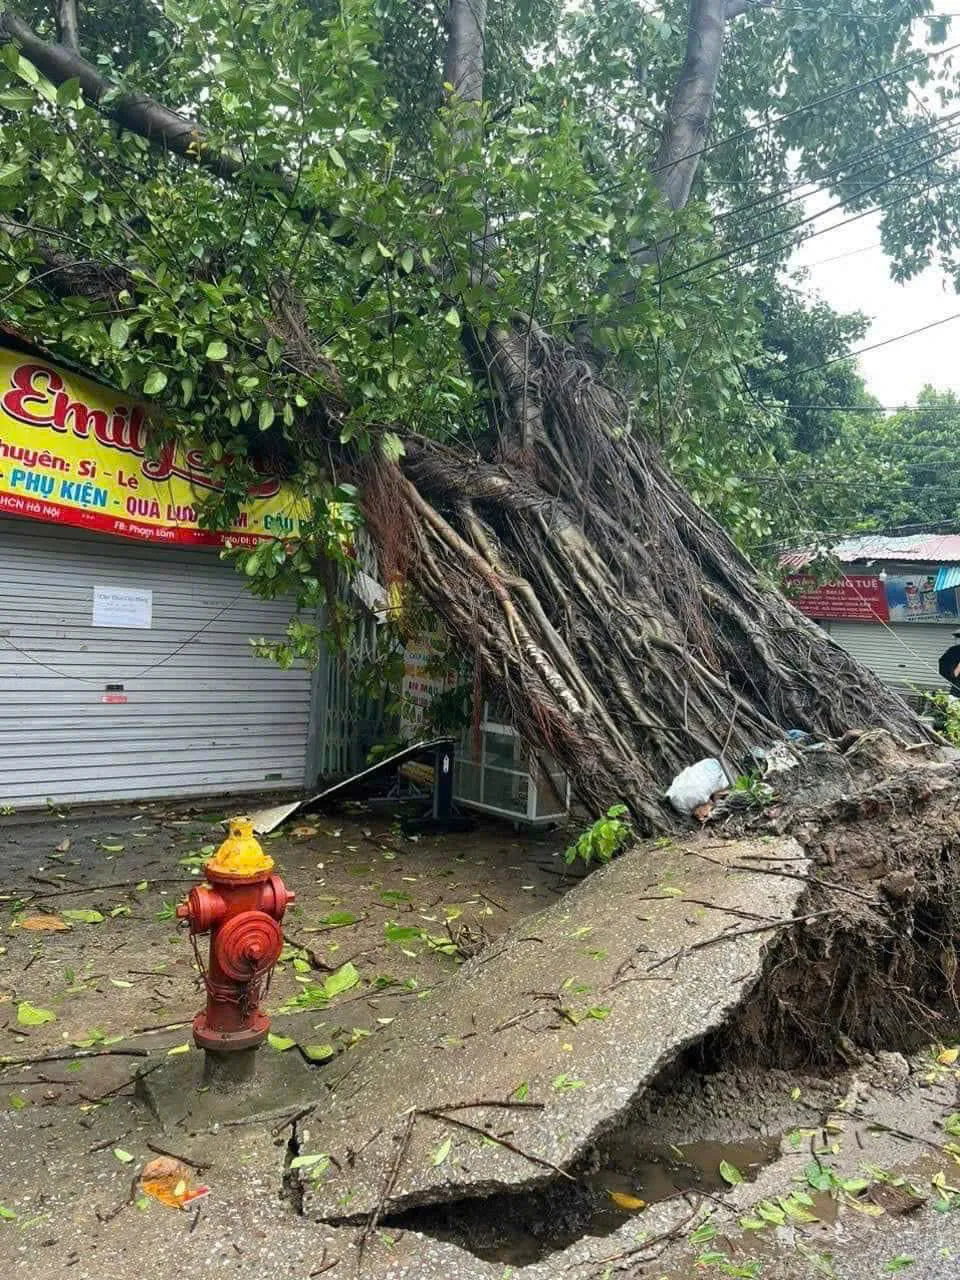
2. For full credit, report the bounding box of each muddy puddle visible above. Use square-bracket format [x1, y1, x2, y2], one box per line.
[387, 1134, 783, 1265]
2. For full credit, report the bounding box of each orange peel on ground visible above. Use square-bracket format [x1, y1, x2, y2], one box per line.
[17, 915, 70, 931]
[140, 1156, 210, 1210]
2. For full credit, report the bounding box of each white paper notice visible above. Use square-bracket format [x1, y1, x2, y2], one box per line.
[92, 585, 153, 629]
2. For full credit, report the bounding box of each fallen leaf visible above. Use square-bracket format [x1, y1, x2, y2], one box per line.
[290, 825, 319, 838]
[608, 1190, 646, 1211]
[719, 1160, 744, 1185]
[302, 1044, 336, 1062]
[109, 978, 134, 989]
[267, 1033, 296, 1052]
[100, 843, 125, 853]
[0, 1205, 16, 1220]
[17, 1002, 55, 1027]
[113, 1148, 135, 1164]
[166, 1043, 191, 1056]
[938, 1046, 959, 1066]
[289, 1153, 330, 1171]
[61, 909, 105, 924]
[431, 1136, 452, 1166]
[55, 839, 71, 853]
[17, 915, 70, 932]
[134, 881, 148, 891]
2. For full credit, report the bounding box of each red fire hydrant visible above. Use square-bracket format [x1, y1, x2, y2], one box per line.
[176, 818, 295, 1053]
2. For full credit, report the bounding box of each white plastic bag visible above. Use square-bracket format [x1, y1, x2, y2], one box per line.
[665, 757, 731, 816]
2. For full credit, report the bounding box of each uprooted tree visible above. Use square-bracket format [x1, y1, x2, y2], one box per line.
[2, 0, 959, 827]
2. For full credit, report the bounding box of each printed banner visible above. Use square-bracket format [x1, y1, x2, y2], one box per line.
[788, 574, 890, 622]
[0, 346, 307, 547]
[400, 632, 456, 739]
[789, 571, 960, 624]
[884, 573, 960, 623]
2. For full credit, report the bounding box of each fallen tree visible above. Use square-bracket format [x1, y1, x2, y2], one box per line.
[1, 0, 955, 827]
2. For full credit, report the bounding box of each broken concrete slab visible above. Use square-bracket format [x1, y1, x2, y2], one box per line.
[302, 836, 808, 1221]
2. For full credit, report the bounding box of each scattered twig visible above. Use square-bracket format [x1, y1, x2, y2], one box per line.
[0, 1047, 149, 1070]
[87, 1136, 124, 1154]
[146, 1141, 211, 1173]
[356, 1110, 417, 1273]
[689, 850, 878, 904]
[428, 1098, 545, 1114]
[272, 1105, 316, 1136]
[285, 933, 335, 971]
[130, 1019, 187, 1034]
[646, 910, 835, 972]
[418, 1108, 574, 1180]
[1, 877, 195, 900]
[348, 1127, 383, 1164]
[477, 889, 507, 912]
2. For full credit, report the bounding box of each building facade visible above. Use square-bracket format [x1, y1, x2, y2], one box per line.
[0, 334, 370, 810]
[787, 534, 960, 697]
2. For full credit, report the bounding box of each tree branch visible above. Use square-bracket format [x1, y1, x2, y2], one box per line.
[653, 0, 727, 210]
[53, 0, 78, 51]
[0, 8, 287, 192]
[442, 0, 488, 103]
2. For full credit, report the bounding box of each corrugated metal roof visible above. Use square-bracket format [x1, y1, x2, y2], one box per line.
[935, 565, 960, 590]
[785, 534, 960, 568]
[832, 534, 960, 563]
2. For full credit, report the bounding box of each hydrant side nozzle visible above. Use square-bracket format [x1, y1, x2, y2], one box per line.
[175, 902, 190, 920]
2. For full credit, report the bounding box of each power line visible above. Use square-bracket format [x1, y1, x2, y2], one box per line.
[711, 104, 960, 230]
[673, 145, 960, 292]
[633, 38, 960, 187]
[784, 310, 960, 376]
[662, 127, 960, 285]
[800, 240, 884, 267]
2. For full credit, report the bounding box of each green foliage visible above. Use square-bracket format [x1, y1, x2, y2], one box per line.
[730, 774, 775, 808]
[564, 804, 633, 867]
[2, 0, 960, 619]
[859, 388, 960, 530]
[923, 691, 960, 746]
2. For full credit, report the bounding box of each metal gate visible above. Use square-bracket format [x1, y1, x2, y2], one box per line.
[0, 517, 315, 807]
[824, 620, 955, 693]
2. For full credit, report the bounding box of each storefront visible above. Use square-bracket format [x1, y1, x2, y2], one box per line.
[787, 535, 960, 697]
[0, 336, 328, 809]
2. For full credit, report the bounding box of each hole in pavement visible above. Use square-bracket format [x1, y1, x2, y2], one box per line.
[382, 1133, 782, 1266]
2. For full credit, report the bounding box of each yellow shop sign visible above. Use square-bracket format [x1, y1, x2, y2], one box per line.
[0, 345, 306, 546]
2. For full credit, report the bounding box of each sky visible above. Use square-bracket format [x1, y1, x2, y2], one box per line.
[792, 2, 960, 406]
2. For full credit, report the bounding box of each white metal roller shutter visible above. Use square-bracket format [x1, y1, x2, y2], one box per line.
[825, 621, 956, 693]
[0, 517, 314, 807]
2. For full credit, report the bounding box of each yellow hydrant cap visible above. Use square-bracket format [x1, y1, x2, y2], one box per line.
[206, 817, 274, 876]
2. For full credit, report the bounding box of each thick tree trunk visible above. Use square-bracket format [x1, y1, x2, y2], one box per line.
[363, 328, 926, 830]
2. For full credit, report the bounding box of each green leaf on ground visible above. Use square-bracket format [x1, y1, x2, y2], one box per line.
[62, 909, 105, 924]
[268, 1033, 296, 1052]
[290, 1153, 330, 1172]
[318, 912, 358, 928]
[384, 922, 423, 943]
[431, 1136, 452, 1166]
[17, 1002, 55, 1026]
[883, 1259, 916, 1273]
[719, 1160, 744, 1185]
[0, 1205, 17, 1220]
[113, 1148, 135, 1164]
[166, 1043, 190, 1055]
[302, 1044, 336, 1062]
[323, 962, 360, 999]
[512, 1082, 529, 1102]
